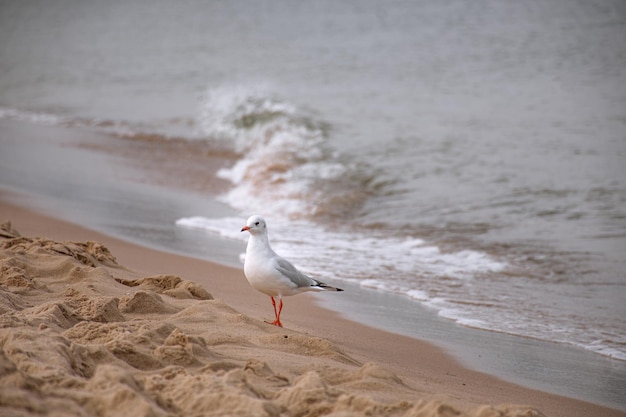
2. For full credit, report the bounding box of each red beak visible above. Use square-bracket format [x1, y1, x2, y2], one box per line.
[241, 226, 250, 232]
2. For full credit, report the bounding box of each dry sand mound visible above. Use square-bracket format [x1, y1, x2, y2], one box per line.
[0, 224, 545, 417]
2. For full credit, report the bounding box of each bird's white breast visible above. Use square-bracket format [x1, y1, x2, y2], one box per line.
[244, 238, 294, 297]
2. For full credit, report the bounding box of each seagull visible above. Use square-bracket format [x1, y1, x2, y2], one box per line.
[241, 215, 343, 327]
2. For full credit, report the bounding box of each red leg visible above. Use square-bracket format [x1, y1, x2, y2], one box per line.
[267, 296, 283, 327]
[276, 298, 283, 326]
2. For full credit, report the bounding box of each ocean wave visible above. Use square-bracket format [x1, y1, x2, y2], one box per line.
[0, 105, 196, 140]
[197, 86, 378, 221]
[0, 106, 64, 125]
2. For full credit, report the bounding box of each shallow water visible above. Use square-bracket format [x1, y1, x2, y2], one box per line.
[1, 0, 625, 364]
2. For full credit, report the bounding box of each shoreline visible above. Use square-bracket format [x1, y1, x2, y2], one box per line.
[2, 196, 624, 417]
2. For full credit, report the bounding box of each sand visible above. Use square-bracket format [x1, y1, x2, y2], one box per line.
[1, 198, 624, 417]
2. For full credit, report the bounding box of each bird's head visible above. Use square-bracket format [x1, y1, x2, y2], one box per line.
[241, 215, 267, 235]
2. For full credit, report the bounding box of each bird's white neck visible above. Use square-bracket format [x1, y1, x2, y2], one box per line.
[246, 233, 275, 257]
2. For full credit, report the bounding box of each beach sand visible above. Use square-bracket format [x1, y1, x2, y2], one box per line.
[1, 198, 623, 417]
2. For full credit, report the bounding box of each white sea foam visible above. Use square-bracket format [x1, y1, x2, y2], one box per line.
[175, 216, 246, 241]
[0, 107, 63, 125]
[582, 341, 626, 362]
[435, 306, 489, 329]
[406, 289, 429, 301]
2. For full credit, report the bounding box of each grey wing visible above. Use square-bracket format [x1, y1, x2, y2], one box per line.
[273, 257, 316, 288]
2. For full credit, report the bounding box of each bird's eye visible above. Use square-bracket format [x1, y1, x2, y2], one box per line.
[255, 222, 260, 226]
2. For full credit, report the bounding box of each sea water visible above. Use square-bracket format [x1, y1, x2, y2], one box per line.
[1, 0, 625, 366]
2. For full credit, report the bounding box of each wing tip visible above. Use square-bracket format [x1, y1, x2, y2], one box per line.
[316, 282, 344, 292]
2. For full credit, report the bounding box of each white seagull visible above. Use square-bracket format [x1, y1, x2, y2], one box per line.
[241, 215, 343, 327]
